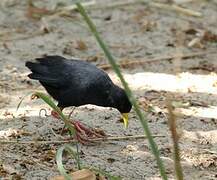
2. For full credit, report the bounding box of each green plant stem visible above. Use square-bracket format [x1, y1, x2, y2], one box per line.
[56, 144, 80, 180]
[33, 92, 75, 136]
[76, 3, 168, 180]
[56, 144, 121, 180]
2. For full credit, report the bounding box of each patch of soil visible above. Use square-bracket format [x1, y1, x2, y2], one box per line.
[0, 0, 217, 179]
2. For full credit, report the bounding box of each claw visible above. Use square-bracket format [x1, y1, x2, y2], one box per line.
[50, 110, 106, 144]
[72, 120, 106, 138]
[70, 121, 106, 144]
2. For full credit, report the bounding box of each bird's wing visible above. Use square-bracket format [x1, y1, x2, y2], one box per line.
[26, 56, 70, 88]
[35, 55, 66, 66]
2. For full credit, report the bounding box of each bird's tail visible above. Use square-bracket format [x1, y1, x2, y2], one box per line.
[25, 61, 57, 83]
[25, 61, 47, 73]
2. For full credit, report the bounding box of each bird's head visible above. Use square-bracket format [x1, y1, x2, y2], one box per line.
[110, 85, 132, 128]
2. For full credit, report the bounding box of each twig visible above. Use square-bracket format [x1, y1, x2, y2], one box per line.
[47, 0, 202, 18]
[0, 134, 165, 144]
[86, 0, 141, 10]
[44, 0, 202, 22]
[68, 107, 76, 119]
[44, 1, 96, 21]
[99, 134, 165, 141]
[2, 31, 45, 42]
[149, 2, 202, 17]
[98, 50, 216, 70]
[59, 1, 96, 12]
[200, 149, 217, 155]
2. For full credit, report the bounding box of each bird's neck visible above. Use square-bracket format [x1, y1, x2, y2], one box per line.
[108, 85, 123, 108]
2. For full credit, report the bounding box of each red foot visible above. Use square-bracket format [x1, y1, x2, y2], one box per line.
[50, 110, 106, 144]
[71, 121, 106, 144]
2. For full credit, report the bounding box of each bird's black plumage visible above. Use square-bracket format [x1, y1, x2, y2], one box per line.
[25, 55, 132, 113]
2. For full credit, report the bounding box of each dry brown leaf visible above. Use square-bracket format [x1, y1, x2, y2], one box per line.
[107, 158, 116, 163]
[26, 1, 53, 20]
[0, 164, 7, 177]
[41, 150, 56, 161]
[140, 20, 157, 32]
[185, 28, 217, 48]
[86, 56, 98, 62]
[203, 31, 217, 42]
[133, 9, 149, 22]
[75, 40, 88, 51]
[185, 28, 198, 35]
[51, 169, 96, 180]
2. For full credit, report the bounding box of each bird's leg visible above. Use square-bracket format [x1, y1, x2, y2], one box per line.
[51, 106, 75, 119]
[51, 106, 106, 143]
[67, 108, 106, 138]
[68, 107, 76, 119]
[59, 107, 75, 135]
[61, 120, 106, 144]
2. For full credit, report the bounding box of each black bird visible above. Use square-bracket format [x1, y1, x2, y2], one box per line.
[26, 55, 132, 139]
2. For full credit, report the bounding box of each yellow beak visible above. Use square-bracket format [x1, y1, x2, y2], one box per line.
[122, 113, 129, 128]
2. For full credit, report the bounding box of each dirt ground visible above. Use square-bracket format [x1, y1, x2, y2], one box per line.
[0, 0, 217, 179]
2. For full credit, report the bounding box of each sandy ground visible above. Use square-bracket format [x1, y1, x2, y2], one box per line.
[0, 0, 217, 179]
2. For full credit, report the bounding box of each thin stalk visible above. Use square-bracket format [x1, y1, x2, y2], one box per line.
[167, 100, 184, 180]
[33, 92, 76, 136]
[76, 3, 168, 180]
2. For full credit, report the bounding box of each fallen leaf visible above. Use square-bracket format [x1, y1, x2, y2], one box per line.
[51, 169, 96, 180]
[140, 20, 157, 32]
[41, 150, 56, 161]
[26, 1, 53, 20]
[203, 31, 217, 42]
[86, 56, 98, 62]
[75, 40, 88, 51]
[0, 164, 7, 177]
[184, 28, 198, 35]
[107, 158, 116, 163]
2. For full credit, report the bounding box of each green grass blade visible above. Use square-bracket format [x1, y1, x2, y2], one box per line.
[33, 92, 76, 136]
[76, 3, 168, 180]
[56, 144, 122, 179]
[16, 91, 33, 111]
[56, 145, 74, 180]
[33, 92, 65, 119]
